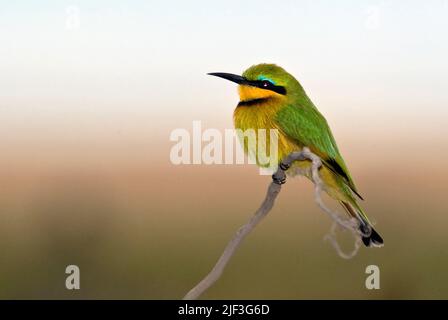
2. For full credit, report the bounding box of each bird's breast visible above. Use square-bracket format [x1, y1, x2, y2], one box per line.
[233, 100, 301, 166]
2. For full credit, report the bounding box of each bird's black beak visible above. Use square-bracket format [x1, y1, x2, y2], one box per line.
[208, 72, 287, 95]
[207, 72, 248, 85]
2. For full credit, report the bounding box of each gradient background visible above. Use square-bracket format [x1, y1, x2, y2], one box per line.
[1, 0, 448, 299]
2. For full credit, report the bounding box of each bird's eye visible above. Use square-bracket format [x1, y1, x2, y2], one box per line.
[261, 80, 271, 87]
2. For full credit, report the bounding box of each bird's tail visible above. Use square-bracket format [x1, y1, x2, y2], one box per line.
[340, 201, 384, 248]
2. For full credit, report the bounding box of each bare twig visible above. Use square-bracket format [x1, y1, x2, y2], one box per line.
[183, 147, 361, 300]
[324, 222, 362, 259]
[302, 148, 363, 259]
[183, 182, 281, 300]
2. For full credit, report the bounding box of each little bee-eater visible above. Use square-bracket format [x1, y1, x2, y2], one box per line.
[208, 63, 383, 247]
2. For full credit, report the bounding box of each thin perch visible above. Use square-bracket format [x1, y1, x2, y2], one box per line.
[183, 148, 361, 300]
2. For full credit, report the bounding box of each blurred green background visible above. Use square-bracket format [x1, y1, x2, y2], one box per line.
[1, 149, 448, 299]
[1, 0, 448, 299]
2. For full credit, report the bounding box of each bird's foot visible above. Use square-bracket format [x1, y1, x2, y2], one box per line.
[272, 174, 286, 185]
[272, 162, 290, 185]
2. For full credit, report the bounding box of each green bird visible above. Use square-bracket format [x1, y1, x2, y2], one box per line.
[209, 63, 383, 247]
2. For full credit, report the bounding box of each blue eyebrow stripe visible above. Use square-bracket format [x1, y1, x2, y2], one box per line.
[257, 76, 275, 85]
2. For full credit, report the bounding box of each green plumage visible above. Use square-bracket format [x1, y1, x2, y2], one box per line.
[211, 63, 383, 247]
[275, 101, 362, 199]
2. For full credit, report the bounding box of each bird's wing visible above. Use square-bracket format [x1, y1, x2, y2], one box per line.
[275, 102, 363, 199]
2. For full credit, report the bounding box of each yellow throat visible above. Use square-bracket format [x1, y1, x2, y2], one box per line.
[233, 85, 298, 166]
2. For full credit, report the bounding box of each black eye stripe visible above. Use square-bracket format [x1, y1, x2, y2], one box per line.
[272, 86, 287, 95]
[252, 80, 286, 95]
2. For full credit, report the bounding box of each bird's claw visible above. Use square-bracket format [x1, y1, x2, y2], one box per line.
[279, 162, 290, 171]
[272, 162, 290, 185]
[272, 174, 286, 185]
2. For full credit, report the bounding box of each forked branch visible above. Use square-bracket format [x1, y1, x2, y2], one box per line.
[183, 148, 361, 300]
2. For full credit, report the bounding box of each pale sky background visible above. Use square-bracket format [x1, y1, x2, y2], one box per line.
[1, 0, 448, 169]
